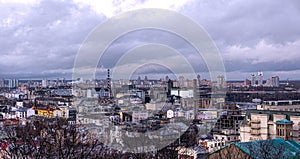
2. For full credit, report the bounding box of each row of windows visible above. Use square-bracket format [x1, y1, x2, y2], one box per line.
[214, 136, 238, 141]
[210, 142, 225, 148]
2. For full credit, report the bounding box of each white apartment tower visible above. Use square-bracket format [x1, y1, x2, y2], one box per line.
[251, 73, 256, 86]
[258, 72, 263, 86]
[271, 76, 280, 87]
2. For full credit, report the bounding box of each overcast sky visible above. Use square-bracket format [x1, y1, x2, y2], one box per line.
[1, 0, 300, 80]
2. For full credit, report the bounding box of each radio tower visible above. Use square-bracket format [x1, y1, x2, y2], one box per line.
[107, 69, 112, 98]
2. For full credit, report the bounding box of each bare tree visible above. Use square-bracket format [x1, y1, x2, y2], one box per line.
[0, 118, 104, 159]
[0, 119, 206, 159]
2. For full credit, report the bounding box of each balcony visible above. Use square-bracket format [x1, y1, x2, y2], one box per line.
[250, 130, 261, 135]
[251, 119, 261, 124]
[251, 124, 261, 129]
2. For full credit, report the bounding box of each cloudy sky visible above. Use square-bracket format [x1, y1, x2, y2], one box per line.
[1, 0, 300, 80]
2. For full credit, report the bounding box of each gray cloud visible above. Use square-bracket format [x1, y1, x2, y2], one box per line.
[179, 0, 300, 79]
[0, 0, 105, 79]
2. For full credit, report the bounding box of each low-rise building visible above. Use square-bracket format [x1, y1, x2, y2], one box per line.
[35, 107, 56, 118]
[257, 100, 300, 112]
[132, 111, 150, 122]
[213, 129, 240, 144]
[199, 139, 226, 153]
[177, 146, 207, 159]
[15, 107, 35, 119]
[145, 102, 165, 111]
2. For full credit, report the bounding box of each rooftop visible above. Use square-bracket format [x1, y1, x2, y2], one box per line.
[275, 119, 293, 124]
[234, 138, 300, 158]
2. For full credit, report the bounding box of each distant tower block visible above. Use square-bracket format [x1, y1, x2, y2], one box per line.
[197, 74, 201, 86]
[258, 72, 263, 86]
[217, 75, 225, 88]
[179, 76, 185, 88]
[251, 73, 256, 86]
[137, 76, 141, 85]
[271, 76, 280, 87]
[165, 75, 169, 82]
[144, 76, 148, 84]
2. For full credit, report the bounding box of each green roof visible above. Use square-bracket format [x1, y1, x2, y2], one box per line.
[233, 138, 300, 159]
[275, 119, 293, 124]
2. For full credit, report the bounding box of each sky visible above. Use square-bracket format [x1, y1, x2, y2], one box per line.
[1, 0, 300, 81]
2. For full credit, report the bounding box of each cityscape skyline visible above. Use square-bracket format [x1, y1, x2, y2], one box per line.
[2, 1, 300, 158]
[1, 0, 300, 80]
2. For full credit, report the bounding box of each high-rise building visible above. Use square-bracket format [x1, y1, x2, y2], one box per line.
[165, 75, 169, 82]
[144, 76, 149, 84]
[271, 76, 280, 87]
[56, 78, 59, 86]
[258, 72, 263, 86]
[244, 79, 250, 86]
[62, 77, 66, 85]
[179, 76, 185, 88]
[8, 79, 18, 88]
[217, 75, 225, 88]
[42, 79, 48, 88]
[265, 78, 272, 86]
[0, 79, 4, 87]
[137, 76, 141, 85]
[197, 74, 201, 86]
[251, 73, 256, 86]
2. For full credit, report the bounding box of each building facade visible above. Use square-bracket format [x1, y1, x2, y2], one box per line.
[240, 109, 300, 142]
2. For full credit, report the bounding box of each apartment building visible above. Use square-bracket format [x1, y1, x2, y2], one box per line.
[257, 100, 300, 112]
[240, 109, 300, 142]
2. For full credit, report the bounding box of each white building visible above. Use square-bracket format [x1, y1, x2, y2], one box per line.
[271, 76, 280, 87]
[257, 100, 300, 112]
[251, 73, 256, 86]
[240, 109, 300, 142]
[258, 72, 263, 86]
[132, 111, 150, 122]
[199, 139, 226, 153]
[12, 107, 35, 119]
[174, 109, 194, 120]
[145, 102, 164, 111]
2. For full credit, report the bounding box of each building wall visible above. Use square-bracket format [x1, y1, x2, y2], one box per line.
[240, 111, 300, 142]
[37, 109, 54, 118]
[290, 116, 300, 142]
[199, 139, 226, 153]
[132, 111, 149, 122]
